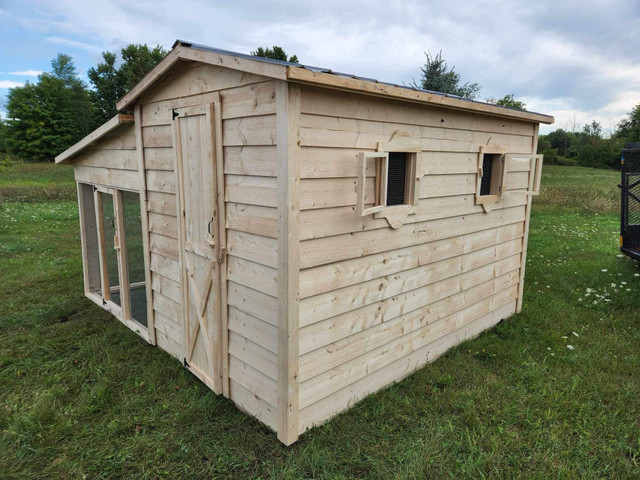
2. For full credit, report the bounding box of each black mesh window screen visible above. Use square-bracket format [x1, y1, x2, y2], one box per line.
[621, 144, 640, 257]
[480, 154, 496, 196]
[387, 152, 408, 206]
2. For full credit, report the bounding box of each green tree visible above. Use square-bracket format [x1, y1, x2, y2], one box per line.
[5, 54, 93, 161]
[546, 129, 574, 157]
[251, 46, 299, 63]
[0, 116, 7, 154]
[119, 44, 167, 91]
[617, 104, 640, 142]
[486, 93, 526, 110]
[51, 54, 94, 137]
[412, 50, 480, 99]
[536, 135, 559, 164]
[87, 51, 125, 125]
[88, 44, 167, 123]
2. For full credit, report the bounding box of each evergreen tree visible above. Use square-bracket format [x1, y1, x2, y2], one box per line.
[88, 44, 167, 123]
[412, 50, 480, 99]
[118, 44, 167, 91]
[486, 93, 526, 110]
[251, 46, 299, 63]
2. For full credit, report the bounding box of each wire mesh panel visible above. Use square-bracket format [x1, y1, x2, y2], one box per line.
[621, 145, 640, 257]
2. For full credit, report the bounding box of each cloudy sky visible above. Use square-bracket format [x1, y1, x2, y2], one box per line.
[1, 0, 639, 134]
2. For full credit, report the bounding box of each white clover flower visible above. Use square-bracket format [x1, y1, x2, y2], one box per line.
[567, 345, 574, 350]
[602, 269, 608, 272]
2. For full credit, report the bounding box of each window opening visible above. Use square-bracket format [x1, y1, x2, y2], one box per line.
[480, 153, 504, 197]
[387, 152, 409, 206]
[123, 191, 147, 326]
[101, 193, 121, 308]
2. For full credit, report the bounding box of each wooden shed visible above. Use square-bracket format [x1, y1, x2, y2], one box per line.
[56, 40, 554, 444]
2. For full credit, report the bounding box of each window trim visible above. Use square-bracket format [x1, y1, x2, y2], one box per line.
[475, 144, 508, 212]
[356, 130, 421, 229]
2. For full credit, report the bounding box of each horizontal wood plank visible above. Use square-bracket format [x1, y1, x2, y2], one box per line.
[228, 255, 278, 297]
[299, 205, 526, 269]
[226, 230, 278, 269]
[225, 203, 278, 238]
[224, 146, 277, 177]
[229, 355, 278, 408]
[227, 282, 278, 327]
[299, 86, 536, 136]
[148, 212, 178, 239]
[225, 175, 277, 207]
[74, 166, 138, 190]
[298, 299, 517, 431]
[228, 306, 278, 353]
[299, 222, 524, 298]
[223, 115, 277, 146]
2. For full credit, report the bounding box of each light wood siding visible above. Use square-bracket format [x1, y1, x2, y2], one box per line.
[296, 85, 536, 433]
[73, 124, 138, 189]
[139, 63, 279, 428]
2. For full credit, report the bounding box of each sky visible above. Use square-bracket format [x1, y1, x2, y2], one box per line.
[1, 0, 639, 134]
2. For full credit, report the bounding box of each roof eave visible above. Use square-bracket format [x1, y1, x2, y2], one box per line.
[286, 67, 554, 125]
[55, 113, 135, 164]
[115, 40, 553, 125]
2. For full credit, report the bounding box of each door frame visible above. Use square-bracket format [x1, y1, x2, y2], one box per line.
[172, 96, 228, 396]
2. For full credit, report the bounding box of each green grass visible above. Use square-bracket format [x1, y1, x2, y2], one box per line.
[0, 158, 75, 202]
[1, 162, 639, 479]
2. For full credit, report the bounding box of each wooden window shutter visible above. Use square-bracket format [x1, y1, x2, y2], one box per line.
[357, 152, 388, 216]
[506, 154, 543, 195]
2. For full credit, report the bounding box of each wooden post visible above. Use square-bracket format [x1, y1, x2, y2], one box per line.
[114, 189, 132, 321]
[276, 82, 301, 445]
[517, 123, 539, 312]
[213, 95, 230, 398]
[94, 189, 110, 302]
[134, 104, 157, 344]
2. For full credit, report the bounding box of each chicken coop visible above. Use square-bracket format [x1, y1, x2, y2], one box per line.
[56, 40, 553, 444]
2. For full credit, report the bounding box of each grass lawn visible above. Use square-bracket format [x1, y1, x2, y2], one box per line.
[1, 162, 639, 479]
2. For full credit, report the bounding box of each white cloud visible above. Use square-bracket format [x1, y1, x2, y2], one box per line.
[10, 0, 640, 134]
[0, 80, 24, 88]
[9, 70, 42, 77]
[45, 36, 102, 52]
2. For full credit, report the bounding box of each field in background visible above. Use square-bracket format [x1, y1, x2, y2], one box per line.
[1, 163, 639, 479]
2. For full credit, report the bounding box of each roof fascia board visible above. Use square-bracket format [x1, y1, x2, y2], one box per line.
[116, 46, 287, 111]
[55, 114, 134, 164]
[115, 48, 181, 111]
[286, 67, 554, 125]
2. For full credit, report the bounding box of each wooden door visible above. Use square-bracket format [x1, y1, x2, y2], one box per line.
[173, 103, 223, 393]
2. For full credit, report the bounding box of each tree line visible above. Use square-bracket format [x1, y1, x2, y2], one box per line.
[0, 44, 637, 168]
[537, 110, 640, 169]
[0, 44, 167, 161]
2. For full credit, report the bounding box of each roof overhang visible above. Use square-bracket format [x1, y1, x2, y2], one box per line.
[55, 113, 134, 164]
[115, 40, 553, 125]
[286, 68, 554, 124]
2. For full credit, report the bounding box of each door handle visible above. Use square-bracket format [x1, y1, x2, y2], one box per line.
[207, 217, 215, 247]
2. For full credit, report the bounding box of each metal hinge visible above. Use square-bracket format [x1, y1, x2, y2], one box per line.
[172, 109, 179, 120]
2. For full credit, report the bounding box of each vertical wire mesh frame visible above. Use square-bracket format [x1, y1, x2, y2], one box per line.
[621, 145, 640, 259]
